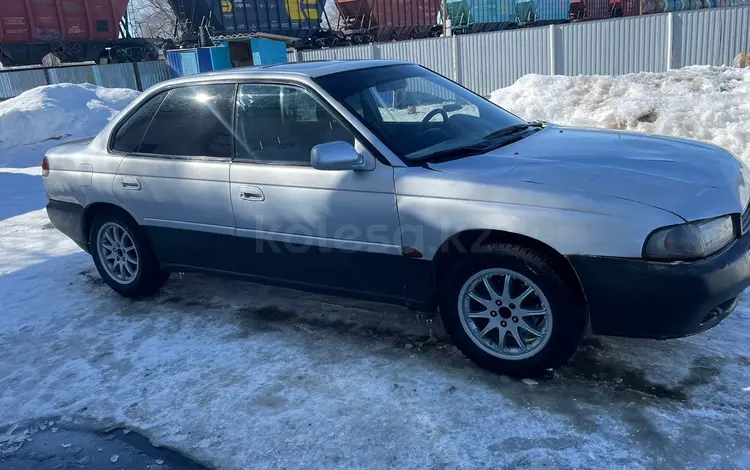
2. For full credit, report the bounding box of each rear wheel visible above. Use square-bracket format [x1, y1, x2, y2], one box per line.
[90, 212, 169, 297]
[439, 243, 585, 376]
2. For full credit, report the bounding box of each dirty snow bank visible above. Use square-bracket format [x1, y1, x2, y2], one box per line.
[490, 66, 750, 162]
[0, 83, 139, 152]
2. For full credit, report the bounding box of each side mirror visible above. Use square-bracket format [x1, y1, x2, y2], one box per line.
[310, 141, 373, 171]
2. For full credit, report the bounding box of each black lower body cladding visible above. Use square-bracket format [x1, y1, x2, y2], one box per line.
[46, 199, 87, 251]
[568, 230, 750, 339]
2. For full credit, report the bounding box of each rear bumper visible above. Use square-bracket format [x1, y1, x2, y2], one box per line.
[568, 231, 750, 339]
[46, 199, 88, 252]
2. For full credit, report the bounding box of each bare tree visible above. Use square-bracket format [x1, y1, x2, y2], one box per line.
[128, 0, 177, 39]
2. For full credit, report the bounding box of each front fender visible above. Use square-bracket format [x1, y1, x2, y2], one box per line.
[394, 168, 683, 260]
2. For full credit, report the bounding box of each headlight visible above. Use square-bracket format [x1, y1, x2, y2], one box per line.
[643, 216, 735, 260]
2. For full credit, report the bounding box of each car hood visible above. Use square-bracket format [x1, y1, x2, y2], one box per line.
[427, 126, 749, 221]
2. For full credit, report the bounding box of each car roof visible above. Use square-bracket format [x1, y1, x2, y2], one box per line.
[159, 59, 407, 86]
[149, 59, 409, 91]
[211, 59, 407, 77]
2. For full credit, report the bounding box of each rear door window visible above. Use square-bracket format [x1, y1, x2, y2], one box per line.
[137, 84, 235, 158]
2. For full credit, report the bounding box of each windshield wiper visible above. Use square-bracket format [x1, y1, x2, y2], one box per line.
[411, 122, 546, 164]
[483, 121, 545, 140]
[411, 143, 496, 164]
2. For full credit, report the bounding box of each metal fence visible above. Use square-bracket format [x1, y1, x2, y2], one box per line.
[0, 5, 748, 100]
[0, 61, 171, 100]
[0, 69, 47, 100]
[290, 5, 750, 96]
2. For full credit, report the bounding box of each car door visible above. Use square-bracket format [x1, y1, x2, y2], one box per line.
[229, 82, 406, 303]
[111, 83, 237, 270]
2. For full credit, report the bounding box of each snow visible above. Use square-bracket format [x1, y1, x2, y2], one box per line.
[378, 104, 479, 123]
[0, 83, 138, 166]
[490, 66, 750, 163]
[1, 73, 750, 468]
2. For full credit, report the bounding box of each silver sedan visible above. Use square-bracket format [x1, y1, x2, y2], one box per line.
[42, 60, 750, 375]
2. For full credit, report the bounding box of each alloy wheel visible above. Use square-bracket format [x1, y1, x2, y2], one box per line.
[457, 268, 553, 360]
[96, 222, 139, 285]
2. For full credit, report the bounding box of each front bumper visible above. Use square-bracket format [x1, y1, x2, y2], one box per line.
[568, 230, 750, 339]
[46, 199, 88, 252]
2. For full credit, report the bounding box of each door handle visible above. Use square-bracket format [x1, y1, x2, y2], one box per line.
[239, 185, 264, 201]
[121, 176, 141, 190]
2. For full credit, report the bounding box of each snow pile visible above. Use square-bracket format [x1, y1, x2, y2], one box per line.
[0, 83, 139, 151]
[490, 66, 750, 162]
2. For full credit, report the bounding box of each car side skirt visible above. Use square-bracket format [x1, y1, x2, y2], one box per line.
[144, 226, 437, 312]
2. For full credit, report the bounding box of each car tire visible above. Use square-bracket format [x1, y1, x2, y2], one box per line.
[89, 211, 169, 297]
[439, 243, 586, 377]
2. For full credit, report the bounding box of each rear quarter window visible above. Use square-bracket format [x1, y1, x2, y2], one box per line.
[111, 93, 166, 153]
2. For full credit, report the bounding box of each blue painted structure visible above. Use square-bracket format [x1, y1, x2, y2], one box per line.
[166, 38, 287, 78]
[167, 47, 228, 77]
[198, 47, 233, 72]
[249, 37, 288, 65]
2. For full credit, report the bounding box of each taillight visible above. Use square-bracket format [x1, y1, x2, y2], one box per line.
[41, 156, 49, 177]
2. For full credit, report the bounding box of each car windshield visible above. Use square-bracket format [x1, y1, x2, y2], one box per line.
[315, 64, 530, 163]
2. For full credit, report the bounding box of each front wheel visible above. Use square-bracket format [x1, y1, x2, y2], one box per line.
[439, 243, 586, 376]
[90, 212, 169, 297]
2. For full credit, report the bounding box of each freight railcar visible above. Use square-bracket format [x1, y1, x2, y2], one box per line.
[169, 0, 332, 47]
[443, 0, 748, 33]
[333, 0, 442, 42]
[639, 0, 748, 14]
[569, 0, 637, 19]
[177, 0, 444, 46]
[0, 0, 156, 67]
[445, 0, 569, 34]
[570, 0, 749, 20]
